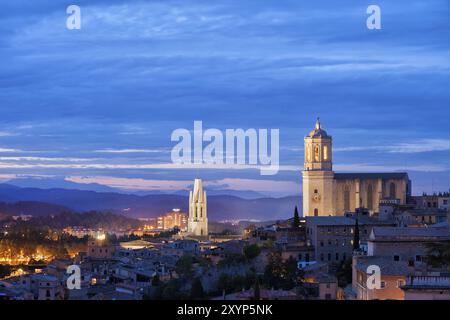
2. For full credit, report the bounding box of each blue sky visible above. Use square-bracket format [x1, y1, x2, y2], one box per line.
[0, 0, 449, 196]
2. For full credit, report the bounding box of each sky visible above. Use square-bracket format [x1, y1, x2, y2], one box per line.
[0, 0, 449, 197]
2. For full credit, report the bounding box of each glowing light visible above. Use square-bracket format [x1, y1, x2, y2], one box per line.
[96, 233, 106, 241]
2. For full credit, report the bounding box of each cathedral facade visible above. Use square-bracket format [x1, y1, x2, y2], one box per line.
[302, 119, 411, 217]
[188, 178, 208, 237]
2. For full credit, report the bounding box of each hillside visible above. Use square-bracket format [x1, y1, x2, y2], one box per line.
[0, 184, 302, 221]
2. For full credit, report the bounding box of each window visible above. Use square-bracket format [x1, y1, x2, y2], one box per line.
[314, 209, 319, 216]
[305, 253, 310, 262]
[389, 183, 396, 199]
[306, 146, 311, 162]
[325, 293, 331, 300]
[397, 280, 405, 288]
[314, 145, 320, 161]
[394, 255, 400, 261]
[344, 186, 350, 212]
[328, 240, 332, 246]
[343, 253, 346, 260]
[444, 200, 448, 205]
[327, 253, 331, 261]
[367, 184, 373, 210]
[381, 281, 386, 289]
[335, 253, 339, 261]
[415, 255, 421, 262]
[326, 283, 330, 289]
[320, 253, 324, 261]
[298, 253, 302, 260]
[320, 241, 324, 247]
[323, 145, 328, 160]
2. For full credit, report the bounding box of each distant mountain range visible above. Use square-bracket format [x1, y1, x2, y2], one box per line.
[4, 177, 271, 199]
[0, 184, 301, 221]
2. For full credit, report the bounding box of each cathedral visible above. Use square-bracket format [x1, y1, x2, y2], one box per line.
[302, 119, 411, 217]
[187, 178, 208, 237]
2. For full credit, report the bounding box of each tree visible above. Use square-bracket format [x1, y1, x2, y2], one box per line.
[152, 274, 161, 286]
[264, 252, 303, 290]
[353, 219, 360, 251]
[161, 280, 183, 300]
[425, 242, 450, 267]
[243, 244, 261, 260]
[190, 277, 205, 299]
[292, 206, 300, 229]
[253, 277, 260, 300]
[336, 258, 353, 287]
[175, 254, 194, 279]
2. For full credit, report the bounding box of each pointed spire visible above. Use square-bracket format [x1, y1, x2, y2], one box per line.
[315, 117, 321, 130]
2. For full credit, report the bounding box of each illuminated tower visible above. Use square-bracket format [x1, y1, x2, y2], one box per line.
[302, 118, 335, 216]
[188, 178, 208, 237]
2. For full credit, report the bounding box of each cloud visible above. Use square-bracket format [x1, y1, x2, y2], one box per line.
[334, 139, 450, 154]
[0, 156, 99, 162]
[335, 163, 448, 173]
[66, 175, 300, 193]
[94, 149, 167, 153]
[66, 176, 191, 191]
[0, 147, 21, 152]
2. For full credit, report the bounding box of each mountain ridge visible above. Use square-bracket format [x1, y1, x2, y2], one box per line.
[0, 184, 302, 221]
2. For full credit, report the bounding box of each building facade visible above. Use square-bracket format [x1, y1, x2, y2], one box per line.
[188, 178, 208, 237]
[157, 209, 188, 231]
[303, 118, 411, 216]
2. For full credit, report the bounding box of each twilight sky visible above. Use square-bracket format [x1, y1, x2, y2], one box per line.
[0, 0, 449, 197]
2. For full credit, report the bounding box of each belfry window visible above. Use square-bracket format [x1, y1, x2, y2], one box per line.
[314, 208, 319, 216]
[323, 145, 328, 160]
[307, 146, 311, 162]
[314, 145, 320, 162]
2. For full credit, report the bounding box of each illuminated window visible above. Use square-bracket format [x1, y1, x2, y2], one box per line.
[314, 145, 320, 161]
[306, 146, 311, 162]
[323, 145, 328, 160]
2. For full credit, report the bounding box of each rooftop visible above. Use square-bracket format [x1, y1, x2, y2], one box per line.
[355, 256, 410, 276]
[334, 172, 409, 180]
[370, 226, 450, 242]
[306, 216, 393, 226]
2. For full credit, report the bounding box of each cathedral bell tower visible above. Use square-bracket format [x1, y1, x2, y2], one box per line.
[302, 118, 335, 216]
[188, 178, 208, 237]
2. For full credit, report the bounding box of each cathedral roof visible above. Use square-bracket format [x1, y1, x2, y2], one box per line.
[307, 118, 330, 138]
[334, 172, 409, 180]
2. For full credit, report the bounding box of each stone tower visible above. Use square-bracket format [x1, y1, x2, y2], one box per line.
[188, 178, 208, 237]
[302, 118, 335, 216]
